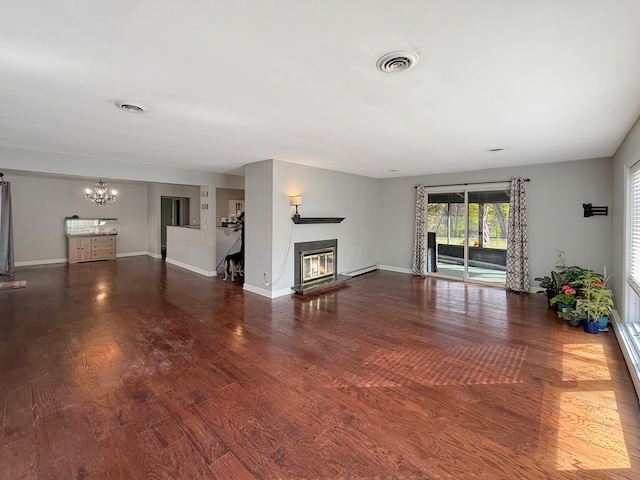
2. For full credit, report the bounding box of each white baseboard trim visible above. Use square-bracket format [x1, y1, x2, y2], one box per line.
[16, 252, 152, 267]
[147, 252, 163, 259]
[165, 258, 216, 277]
[243, 283, 291, 298]
[15, 258, 67, 267]
[378, 265, 412, 275]
[343, 264, 378, 277]
[611, 309, 640, 405]
[117, 252, 148, 258]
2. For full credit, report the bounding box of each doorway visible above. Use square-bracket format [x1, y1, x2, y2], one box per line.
[160, 196, 190, 258]
[427, 185, 509, 286]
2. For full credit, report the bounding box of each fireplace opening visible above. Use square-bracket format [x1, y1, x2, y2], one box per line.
[302, 247, 335, 284]
[294, 239, 338, 290]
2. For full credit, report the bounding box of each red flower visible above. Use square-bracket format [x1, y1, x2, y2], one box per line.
[593, 279, 602, 285]
[561, 285, 576, 295]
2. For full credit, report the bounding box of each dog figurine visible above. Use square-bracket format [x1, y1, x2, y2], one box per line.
[223, 252, 243, 281]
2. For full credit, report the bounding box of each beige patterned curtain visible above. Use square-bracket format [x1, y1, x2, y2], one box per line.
[505, 178, 529, 292]
[412, 185, 427, 276]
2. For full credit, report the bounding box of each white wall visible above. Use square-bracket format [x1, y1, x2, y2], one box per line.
[378, 157, 613, 290]
[244, 159, 379, 297]
[612, 116, 640, 317]
[5, 172, 148, 263]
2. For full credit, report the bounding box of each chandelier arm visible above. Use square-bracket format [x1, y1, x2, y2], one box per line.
[85, 179, 117, 206]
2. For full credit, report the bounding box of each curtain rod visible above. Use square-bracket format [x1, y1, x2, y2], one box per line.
[414, 178, 530, 188]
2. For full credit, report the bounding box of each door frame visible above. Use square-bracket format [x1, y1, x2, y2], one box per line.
[426, 182, 509, 286]
[160, 196, 191, 257]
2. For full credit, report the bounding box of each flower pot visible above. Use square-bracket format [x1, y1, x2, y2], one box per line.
[597, 316, 609, 332]
[567, 319, 581, 328]
[556, 302, 575, 312]
[583, 321, 599, 334]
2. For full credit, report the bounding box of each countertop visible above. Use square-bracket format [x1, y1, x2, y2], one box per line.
[66, 233, 118, 237]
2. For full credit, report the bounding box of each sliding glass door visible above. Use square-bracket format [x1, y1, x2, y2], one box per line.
[427, 185, 509, 286]
[427, 191, 466, 280]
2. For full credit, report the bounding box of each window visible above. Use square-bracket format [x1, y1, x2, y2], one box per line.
[629, 161, 640, 298]
[618, 160, 640, 400]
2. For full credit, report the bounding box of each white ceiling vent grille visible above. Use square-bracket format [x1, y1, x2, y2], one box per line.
[376, 51, 419, 73]
[114, 101, 148, 113]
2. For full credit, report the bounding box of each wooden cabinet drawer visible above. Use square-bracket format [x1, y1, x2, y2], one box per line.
[92, 248, 115, 260]
[92, 236, 115, 249]
[92, 243, 115, 252]
[68, 235, 116, 263]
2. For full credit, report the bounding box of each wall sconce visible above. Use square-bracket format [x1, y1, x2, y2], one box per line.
[290, 195, 302, 219]
[583, 203, 608, 217]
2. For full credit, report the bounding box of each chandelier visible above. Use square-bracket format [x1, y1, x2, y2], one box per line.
[85, 179, 117, 206]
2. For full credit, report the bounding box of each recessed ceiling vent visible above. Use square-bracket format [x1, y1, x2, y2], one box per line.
[114, 101, 148, 113]
[376, 51, 419, 73]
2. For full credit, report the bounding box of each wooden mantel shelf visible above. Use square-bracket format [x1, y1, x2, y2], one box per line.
[292, 217, 345, 224]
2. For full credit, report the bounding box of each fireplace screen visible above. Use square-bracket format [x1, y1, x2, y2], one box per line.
[294, 239, 338, 290]
[301, 248, 335, 284]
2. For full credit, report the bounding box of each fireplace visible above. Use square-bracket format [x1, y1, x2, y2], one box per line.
[294, 239, 337, 290]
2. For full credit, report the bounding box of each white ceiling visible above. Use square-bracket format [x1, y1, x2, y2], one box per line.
[2, 1, 640, 179]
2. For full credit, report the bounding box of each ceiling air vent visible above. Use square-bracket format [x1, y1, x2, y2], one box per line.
[114, 101, 148, 113]
[376, 51, 419, 73]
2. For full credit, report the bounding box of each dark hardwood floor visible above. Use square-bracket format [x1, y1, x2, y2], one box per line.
[1, 257, 639, 479]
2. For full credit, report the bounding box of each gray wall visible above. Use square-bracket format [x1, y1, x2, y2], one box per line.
[146, 183, 201, 257]
[378, 157, 613, 290]
[6, 172, 148, 263]
[2, 143, 622, 301]
[612, 116, 640, 318]
[147, 184, 160, 256]
[215, 188, 245, 226]
[244, 159, 379, 297]
[0, 146, 226, 186]
[244, 160, 274, 292]
[1, 146, 244, 268]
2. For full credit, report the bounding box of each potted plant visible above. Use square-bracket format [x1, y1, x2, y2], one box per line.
[550, 285, 578, 311]
[576, 273, 613, 333]
[559, 308, 583, 327]
[535, 270, 563, 301]
[535, 265, 595, 305]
